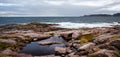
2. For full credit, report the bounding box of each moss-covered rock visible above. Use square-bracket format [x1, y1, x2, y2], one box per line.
[0, 36, 10, 39]
[0, 42, 15, 50]
[49, 32, 55, 36]
[79, 34, 94, 43]
[0, 36, 19, 39]
[111, 36, 120, 40]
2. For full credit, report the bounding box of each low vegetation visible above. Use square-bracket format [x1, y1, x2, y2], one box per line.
[79, 34, 94, 43]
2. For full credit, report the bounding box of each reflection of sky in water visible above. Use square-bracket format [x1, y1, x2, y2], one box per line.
[20, 36, 66, 56]
[20, 42, 55, 56]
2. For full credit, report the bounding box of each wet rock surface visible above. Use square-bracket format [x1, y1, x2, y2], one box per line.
[0, 23, 120, 57]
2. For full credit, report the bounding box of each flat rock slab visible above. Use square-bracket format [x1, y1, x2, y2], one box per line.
[37, 36, 66, 45]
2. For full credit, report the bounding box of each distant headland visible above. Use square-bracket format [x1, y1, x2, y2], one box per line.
[83, 13, 120, 17]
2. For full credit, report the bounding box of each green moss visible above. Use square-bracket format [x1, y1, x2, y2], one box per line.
[49, 32, 55, 36]
[114, 52, 120, 57]
[0, 36, 19, 39]
[109, 36, 120, 41]
[24, 35, 31, 40]
[0, 42, 15, 50]
[111, 36, 120, 39]
[0, 36, 9, 39]
[79, 34, 94, 43]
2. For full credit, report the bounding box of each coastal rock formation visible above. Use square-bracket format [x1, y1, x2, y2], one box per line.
[0, 22, 120, 57]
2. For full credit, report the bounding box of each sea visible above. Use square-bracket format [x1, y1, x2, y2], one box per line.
[0, 16, 120, 28]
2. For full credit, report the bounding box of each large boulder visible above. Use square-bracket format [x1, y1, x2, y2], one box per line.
[89, 49, 118, 57]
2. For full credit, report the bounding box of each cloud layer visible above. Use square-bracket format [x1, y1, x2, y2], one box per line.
[0, 0, 120, 16]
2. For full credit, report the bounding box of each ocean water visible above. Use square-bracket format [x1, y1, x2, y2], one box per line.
[0, 16, 120, 28]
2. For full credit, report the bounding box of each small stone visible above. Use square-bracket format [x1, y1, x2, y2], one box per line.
[77, 51, 89, 55]
[55, 47, 66, 54]
[66, 47, 72, 53]
[68, 52, 79, 57]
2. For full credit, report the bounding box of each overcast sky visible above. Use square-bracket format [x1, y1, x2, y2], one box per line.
[0, 0, 120, 17]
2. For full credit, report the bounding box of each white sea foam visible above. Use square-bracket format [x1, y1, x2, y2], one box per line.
[44, 22, 120, 28]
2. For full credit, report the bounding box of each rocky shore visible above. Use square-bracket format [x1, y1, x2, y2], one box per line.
[0, 22, 120, 57]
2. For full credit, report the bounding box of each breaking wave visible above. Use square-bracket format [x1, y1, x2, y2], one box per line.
[44, 22, 120, 28]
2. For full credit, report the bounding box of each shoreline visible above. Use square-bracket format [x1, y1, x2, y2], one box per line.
[0, 22, 120, 57]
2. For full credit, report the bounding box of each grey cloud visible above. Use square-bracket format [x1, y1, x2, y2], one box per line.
[0, 0, 120, 16]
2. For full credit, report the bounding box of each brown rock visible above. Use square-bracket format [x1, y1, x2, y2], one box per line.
[0, 39, 16, 44]
[34, 55, 55, 57]
[109, 39, 120, 50]
[55, 47, 66, 54]
[80, 56, 87, 57]
[66, 47, 73, 53]
[78, 43, 95, 51]
[93, 34, 112, 44]
[60, 32, 73, 41]
[89, 49, 117, 57]
[18, 53, 33, 57]
[2, 48, 17, 54]
[72, 31, 82, 39]
[68, 52, 79, 57]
